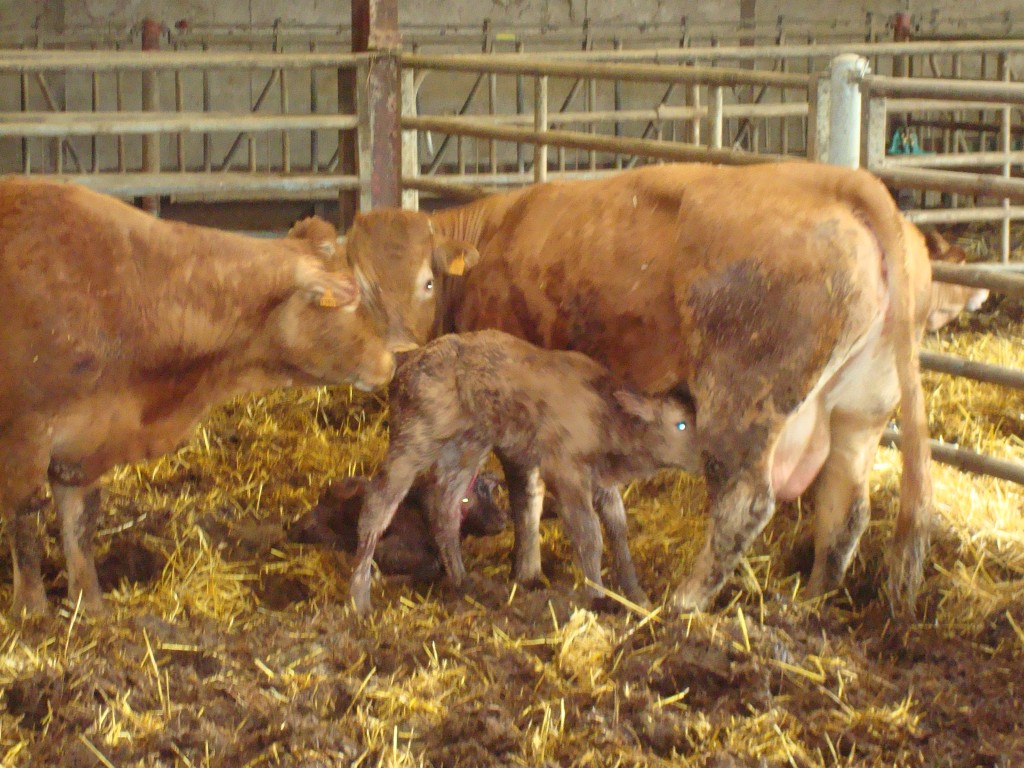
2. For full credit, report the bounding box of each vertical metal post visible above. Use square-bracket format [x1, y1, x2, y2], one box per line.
[280, 65, 290, 173]
[116, 43, 125, 173]
[534, 75, 548, 184]
[808, 73, 830, 162]
[202, 41, 211, 173]
[515, 39, 525, 174]
[310, 41, 319, 173]
[861, 92, 887, 172]
[19, 45, 30, 173]
[711, 86, 724, 150]
[999, 53, 1011, 263]
[91, 53, 100, 173]
[827, 54, 870, 168]
[140, 18, 161, 216]
[613, 37, 622, 169]
[174, 64, 185, 172]
[351, 0, 402, 212]
[400, 65, 419, 210]
[485, 25, 497, 174]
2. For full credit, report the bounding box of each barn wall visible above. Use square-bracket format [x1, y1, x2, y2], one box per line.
[3, 1, 1021, 36]
[0, 1, 1019, 193]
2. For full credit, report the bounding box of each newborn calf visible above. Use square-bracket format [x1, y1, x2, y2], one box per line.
[349, 329, 700, 614]
[289, 472, 507, 580]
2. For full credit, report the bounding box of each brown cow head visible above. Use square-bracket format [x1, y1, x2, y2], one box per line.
[271, 223, 395, 392]
[338, 209, 479, 350]
[924, 230, 990, 332]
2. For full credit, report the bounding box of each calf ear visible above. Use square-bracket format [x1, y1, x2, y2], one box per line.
[614, 390, 656, 422]
[434, 238, 480, 276]
[295, 262, 360, 311]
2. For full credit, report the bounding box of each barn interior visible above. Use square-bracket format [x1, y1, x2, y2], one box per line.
[0, 1, 1023, 766]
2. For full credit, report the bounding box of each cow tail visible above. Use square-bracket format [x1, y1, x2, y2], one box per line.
[845, 169, 933, 613]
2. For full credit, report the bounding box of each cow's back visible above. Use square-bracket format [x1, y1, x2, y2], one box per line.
[444, 164, 924, 395]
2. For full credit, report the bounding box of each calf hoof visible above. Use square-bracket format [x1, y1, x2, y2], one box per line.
[349, 574, 373, 615]
[668, 581, 710, 614]
[11, 588, 50, 620]
[622, 587, 653, 611]
[511, 560, 544, 588]
[67, 592, 109, 617]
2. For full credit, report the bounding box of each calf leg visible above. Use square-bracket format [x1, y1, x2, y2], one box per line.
[806, 414, 884, 598]
[545, 469, 605, 600]
[429, 446, 487, 589]
[500, 455, 545, 585]
[671, 467, 775, 613]
[53, 484, 106, 613]
[592, 484, 649, 607]
[349, 453, 423, 614]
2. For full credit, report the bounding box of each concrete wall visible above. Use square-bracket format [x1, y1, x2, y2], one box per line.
[4, 1, 1022, 38]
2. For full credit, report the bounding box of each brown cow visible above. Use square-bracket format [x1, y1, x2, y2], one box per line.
[0, 178, 395, 616]
[923, 230, 990, 331]
[339, 162, 935, 614]
[349, 330, 700, 613]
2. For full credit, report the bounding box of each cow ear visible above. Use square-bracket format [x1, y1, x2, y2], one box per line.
[289, 216, 340, 261]
[924, 229, 967, 264]
[295, 262, 360, 311]
[434, 238, 480, 276]
[614, 390, 656, 422]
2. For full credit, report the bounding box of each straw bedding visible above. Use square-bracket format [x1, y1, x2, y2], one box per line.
[1, 254, 1022, 768]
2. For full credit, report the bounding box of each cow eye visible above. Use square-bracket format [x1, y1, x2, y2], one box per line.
[676, 421, 687, 431]
[424, 278, 434, 292]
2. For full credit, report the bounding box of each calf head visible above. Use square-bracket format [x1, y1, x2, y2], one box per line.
[272, 247, 395, 391]
[338, 209, 479, 350]
[614, 389, 701, 474]
[924, 230, 990, 331]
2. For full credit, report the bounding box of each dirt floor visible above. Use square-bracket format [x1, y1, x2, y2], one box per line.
[1, 305, 1023, 767]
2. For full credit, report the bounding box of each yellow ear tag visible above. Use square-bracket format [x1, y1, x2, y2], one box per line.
[318, 288, 339, 308]
[448, 254, 466, 276]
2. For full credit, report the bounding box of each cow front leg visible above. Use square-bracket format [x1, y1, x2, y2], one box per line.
[500, 455, 545, 586]
[592, 484, 649, 607]
[2, 420, 52, 617]
[8, 487, 50, 617]
[349, 453, 422, 614]
[807, 415, 883, 598]
[53, 484, 106, 614]
[670, 472, 775, 612]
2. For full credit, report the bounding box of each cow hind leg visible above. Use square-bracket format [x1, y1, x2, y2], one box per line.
[671, 467, 775, 613]
[806, 414, 884, 598]
[53, 484, 106, 614]
[349, 453, 423, 614]
[591, 484, 649, 607]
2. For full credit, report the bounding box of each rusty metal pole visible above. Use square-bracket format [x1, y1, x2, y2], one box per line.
[350, 0, 402, 213]
[140, 18, 162, 216]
